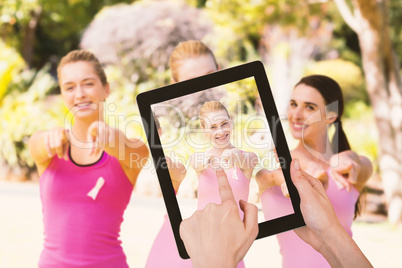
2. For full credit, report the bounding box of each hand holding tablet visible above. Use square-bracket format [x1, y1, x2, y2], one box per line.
[179, 159, 372, 267]
[137, 61, 305, 259]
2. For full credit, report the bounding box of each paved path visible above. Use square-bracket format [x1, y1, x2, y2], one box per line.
[0, 181, 401, 267]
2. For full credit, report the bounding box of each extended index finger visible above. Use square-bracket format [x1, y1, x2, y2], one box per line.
[215, 166, 235, 203]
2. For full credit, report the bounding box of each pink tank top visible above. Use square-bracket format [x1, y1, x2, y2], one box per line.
[39, 151, 133, 268]
[197, 167, 250, 218]
[261, 168, 359, 268]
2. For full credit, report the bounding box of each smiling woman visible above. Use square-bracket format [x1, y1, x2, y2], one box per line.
[28, 50, 149, 267]
[58, 61, 109, 122]
[190, 101, 258, 221]
[255, 74, 373, 268]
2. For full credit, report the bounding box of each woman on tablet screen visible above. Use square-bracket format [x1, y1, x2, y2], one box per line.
[191, 101, 257, 215]
[189, 100, 257, 268]
[256, 75, 373, 268]
[29, 50, 149, 267]
[146, 40, 220, 267]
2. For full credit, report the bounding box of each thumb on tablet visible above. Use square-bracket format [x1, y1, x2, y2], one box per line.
[239, 199, 258, 231]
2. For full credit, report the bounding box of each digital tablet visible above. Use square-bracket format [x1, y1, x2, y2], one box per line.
[136, 60, 305, 259]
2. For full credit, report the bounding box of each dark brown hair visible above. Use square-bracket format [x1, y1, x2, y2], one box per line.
[295, 75, 351, 154]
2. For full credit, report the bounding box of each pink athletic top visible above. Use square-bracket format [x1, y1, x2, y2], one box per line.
[145, 214, 193, 268]
[261, 168, 359, 268]
[197, 167, 250, 217]
[39, 150, 133, 268]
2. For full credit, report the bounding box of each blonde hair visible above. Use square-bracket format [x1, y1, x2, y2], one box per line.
[169, 40, 218, 82]
[199, 101, 229, 128]
[57, 50, 107, 86]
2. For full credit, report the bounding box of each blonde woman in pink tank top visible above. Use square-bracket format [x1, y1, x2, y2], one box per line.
[189, 101, 258, 268]
[146, 40, 256, 268]
[256, 75, 373, 268]
[29, 50, 149, 267]
[146, 40, 220, 268]
[190, 101, 257, 211]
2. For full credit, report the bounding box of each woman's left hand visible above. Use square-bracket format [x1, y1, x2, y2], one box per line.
[87, 121, 116, 156]
[329, 150, 361, 191]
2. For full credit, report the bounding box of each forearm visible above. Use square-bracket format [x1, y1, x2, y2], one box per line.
[319, 226, 372, 268]
[192, 256, 237, 268]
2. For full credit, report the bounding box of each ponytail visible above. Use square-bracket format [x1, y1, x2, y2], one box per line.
[332, 119, 361, 218]
[331, 120, 351, 154]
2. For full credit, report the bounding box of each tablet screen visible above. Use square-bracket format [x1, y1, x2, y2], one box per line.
[137, 61, 304, 259]
[151, 77, 294, 223]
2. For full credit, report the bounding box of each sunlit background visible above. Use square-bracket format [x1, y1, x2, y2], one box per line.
[1, 0, 401, 267]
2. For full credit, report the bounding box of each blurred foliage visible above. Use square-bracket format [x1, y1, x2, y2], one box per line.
[103, 65, 165, 140]
[0, 64, 64, 171]
[0, 40, 25, 101]
[223, 77, 258, 115]
[200, 0, 335, 66]
[0, 0, 133, 69]
[195, 0, 401, 85]
[80, 0, 212, 84]
[304, 59, 369, 107]
[343, 102, 379, 173]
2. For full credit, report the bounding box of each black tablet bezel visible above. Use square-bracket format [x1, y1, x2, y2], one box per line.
[136, 60, 305, 259]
